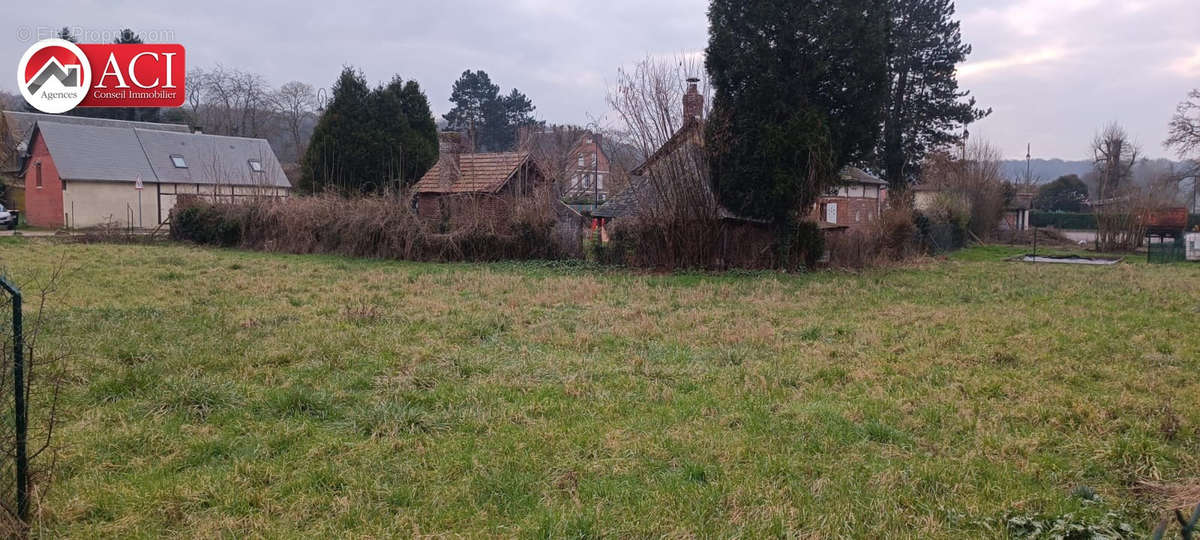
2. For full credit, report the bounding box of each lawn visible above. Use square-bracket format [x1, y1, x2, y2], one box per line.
[0, 239, 1198, 537]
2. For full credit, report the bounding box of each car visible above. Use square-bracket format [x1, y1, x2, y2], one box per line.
[0, 204, 18, 230]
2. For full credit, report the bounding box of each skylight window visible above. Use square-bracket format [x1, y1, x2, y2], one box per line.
[248, 159, 264, 173]
[170, 155, 187, 168]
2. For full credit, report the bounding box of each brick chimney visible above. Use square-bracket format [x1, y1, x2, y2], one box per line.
[438, 131, 470, 185]
[683, 78, 703, 121]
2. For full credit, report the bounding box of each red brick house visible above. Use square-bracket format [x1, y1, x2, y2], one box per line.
[809, 167, 888, 233]
[412, 132, 551, 227]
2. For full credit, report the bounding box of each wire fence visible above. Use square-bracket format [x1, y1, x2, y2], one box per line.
[1148, 238, 1187, 264]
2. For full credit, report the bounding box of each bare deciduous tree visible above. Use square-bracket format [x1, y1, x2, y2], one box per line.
[1165, 89, 1200, 212]
[518, 125, 589, 198]
[270, 82, 317, 163]
[919, 140, 1010, 239]
[1094, 122, 1176, 250]
[605, 56, 721, 267]
[1166, 89, 1200, 159]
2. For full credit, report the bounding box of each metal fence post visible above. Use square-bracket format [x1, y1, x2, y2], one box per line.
[0, 277, 27, 524]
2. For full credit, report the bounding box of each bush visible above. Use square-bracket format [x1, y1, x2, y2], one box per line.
[826, 204, 924, 269]
[169, 193, 574, 263]
[776, 221, 824, 271]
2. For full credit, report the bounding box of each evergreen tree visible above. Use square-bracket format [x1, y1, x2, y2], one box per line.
[301, 67, 438, 194]
[879, 0, 989, 190]
[444, 70, 541, 151]
[1034, 174, 1089, 212]
[113, 28, 143, 44]
[56, 27, 77, 43]
[705, 0, 890, 225]
[302, 67, 374, 193]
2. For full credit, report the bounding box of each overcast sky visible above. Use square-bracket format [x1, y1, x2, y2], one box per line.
[5, 0, 1199, 160]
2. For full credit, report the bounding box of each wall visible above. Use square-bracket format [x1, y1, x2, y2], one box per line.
[563, 137, 612, 200]
[65, 182, 289, 229]
[62, 180, 158, 229]
[810, 188, 882, 233]
[23, 134, 65, 228]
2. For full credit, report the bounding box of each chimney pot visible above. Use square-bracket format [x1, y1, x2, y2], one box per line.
[683, 78, 704, 121]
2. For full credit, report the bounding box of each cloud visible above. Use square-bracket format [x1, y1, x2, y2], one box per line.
[1168, 45, 1200, 77]
[958, 46, 1070, 79]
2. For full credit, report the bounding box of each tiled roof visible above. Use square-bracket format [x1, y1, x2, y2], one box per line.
[413, 152, 532, 194]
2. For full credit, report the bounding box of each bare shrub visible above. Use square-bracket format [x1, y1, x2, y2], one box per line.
[826, 203, 921, 269]
[606, 56, 723, 269]
[0, 264, 68, 535]
[919, 141, 1010, 238]
[170, 191, 574, 263]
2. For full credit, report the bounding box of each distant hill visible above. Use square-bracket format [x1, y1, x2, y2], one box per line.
[999, 158, 1190, 184]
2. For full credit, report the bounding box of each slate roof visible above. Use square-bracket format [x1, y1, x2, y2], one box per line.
[3, 110, 190, 140]
[412, 152, 533, 194]
[2, 110, 191, 173]
[30, 121, 290, 187]
[591, 176, 647, 218]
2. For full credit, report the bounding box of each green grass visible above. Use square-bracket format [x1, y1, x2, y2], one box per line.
[1, 239, 1198, 537]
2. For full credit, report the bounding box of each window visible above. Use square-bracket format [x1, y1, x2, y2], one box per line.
[170, 155, 187, 168]
[35, 162, 43, 188]
[62, 180, 67, 191]
[248, 159, 263, 173]
[578, 154, 585, 167]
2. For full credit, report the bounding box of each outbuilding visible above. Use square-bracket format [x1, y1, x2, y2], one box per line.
[20, 120, 290, 229]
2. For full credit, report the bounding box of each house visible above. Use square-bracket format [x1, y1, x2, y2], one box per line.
[412, 131, 551, 226]
[594, 78, 848, 268]
[528, 129, 612, 203]
[809, 166, 888, 232]
[20, 120, 290, 229]
[2, 110, 193, 215]
[1001, 191, 1034, 231]
[912, 183, 942, 213]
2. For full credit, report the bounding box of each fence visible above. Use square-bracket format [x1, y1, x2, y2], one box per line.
[1148, 237, 1187, 264]
[0, 276, 28, 529]
[1033, 212, 1200, 232]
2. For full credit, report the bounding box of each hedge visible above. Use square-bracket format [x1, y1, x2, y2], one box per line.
[1031, 211, 1200, 231]
[1030, 211, 1096, 230]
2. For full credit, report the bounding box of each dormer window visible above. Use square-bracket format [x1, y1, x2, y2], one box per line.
[248, 159, 263, 173]
[170, 155, 187, 168]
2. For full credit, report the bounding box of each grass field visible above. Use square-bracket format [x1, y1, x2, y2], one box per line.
[0, 239, 1198, 537]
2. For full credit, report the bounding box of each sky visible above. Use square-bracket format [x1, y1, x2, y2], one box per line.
[3, 0, 1198, 160]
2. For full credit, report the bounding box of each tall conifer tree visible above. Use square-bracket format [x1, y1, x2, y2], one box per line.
[705, 0, 890, 224]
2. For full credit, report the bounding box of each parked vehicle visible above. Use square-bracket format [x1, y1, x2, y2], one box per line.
[0, 204, 18, 230]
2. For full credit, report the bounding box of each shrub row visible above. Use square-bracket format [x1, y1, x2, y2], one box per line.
[170, 195, 575, 263]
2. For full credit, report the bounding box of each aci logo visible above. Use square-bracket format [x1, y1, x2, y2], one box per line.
[16, 39, 185, 114]
[17, 39, 91, 114]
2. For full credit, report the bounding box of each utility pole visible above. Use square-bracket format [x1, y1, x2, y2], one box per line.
[1026, 143, 1032, 184]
